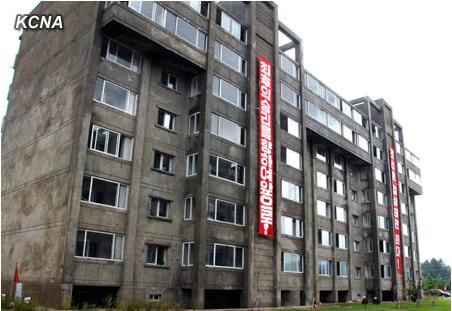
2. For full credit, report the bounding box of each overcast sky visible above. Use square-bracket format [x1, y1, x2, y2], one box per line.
[1, 1, 451, 265]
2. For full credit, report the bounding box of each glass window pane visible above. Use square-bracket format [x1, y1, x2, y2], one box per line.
[103, 81, 128, 111]
[85, 231, 113, 259]
[116, 44, 133, 68]
[215, 245, 234, 267]
[218, 157, 236, 181]
[165, 11, 177, 33]
[107, 131, 118, 155]
[113, 235, 123, 260]
[176, 18, 198, 46]
[76, 230, 85, 256]
[216, 199, 235, 223]
[91, 178, 118, 206]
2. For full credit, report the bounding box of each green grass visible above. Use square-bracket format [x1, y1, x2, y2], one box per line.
[282, 297, 451, 311]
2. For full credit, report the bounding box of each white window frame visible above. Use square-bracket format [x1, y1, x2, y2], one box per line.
[353, 240, 361, 252]
[89, 124, 134, 161]
[184, 196, 194, 220]
[280, 82, 300, 108]
[149, 197, 170, 218]
[280, 53, 299, 80]
[281, 215, 303, 238]
[281, 179, 302, 203]
[211, 113, 246, 146]
[337, 262, 349, 277]
[282, 252, 304, 273]
[214, 41, 247, 75]
[319, 229, 332, 247]
[188, 112, 200, 135]
[378, 215, 389, 230]
[316, 171, 328, 189]
[94, 78, 137, 115]
[319, 260, 332, 276]
[182, 241, 194, 266]
[82, 175, 128, 210]
[186, 153, 199, 177]
[190, 75, 202, 97]
[102, 36, 141, 73]
[147, 244, 168, 266]
[75, 229, 124, 261]
[212, 76, 247, 110]
[335, 206, 347, 223]
[153, 151, 174, 173]
[334, 179, 344, 196]
[219, 11, 246, 43]
[207, 196, 245, 226]
[209, 154, 245, 186]
[336, 233, 348, 249]
[157, 108, 175, 130]
[281, 146, 302, 170]
[317, 200, 331, 218]
[206, 243, 244, 269]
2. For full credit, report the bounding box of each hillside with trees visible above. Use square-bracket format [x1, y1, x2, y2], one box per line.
[421, 258, 451, 290]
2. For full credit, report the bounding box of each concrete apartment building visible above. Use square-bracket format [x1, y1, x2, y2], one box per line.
[1, 1, 423, 308]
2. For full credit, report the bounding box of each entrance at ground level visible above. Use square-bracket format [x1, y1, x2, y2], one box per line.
[281, 290, 298, 306]
[72, 285, 119, 308]
[382, 290, 394, 301]
[319, 290, 335, 303]
[205, 290, 242, 309]
[338, 290, 349, 302]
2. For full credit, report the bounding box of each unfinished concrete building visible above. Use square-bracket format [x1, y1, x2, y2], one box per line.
[1, 1, 422, 308]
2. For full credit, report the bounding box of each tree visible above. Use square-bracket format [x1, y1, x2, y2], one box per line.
[421, 258, 451, 290]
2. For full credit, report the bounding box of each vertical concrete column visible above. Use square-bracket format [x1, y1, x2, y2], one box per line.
[328, 152, 337, 303]
[120, 57, 152, 300]
[344, 161, 353, 301]
[244, 2, 258, 308]
[59, 4, 103, 303]
[191, 3, 217, 308]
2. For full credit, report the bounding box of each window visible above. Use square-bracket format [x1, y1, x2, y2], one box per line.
[316, 147, 327, 162]
[149, 197, 170, 218]
[327, 114, 342, 135]
[380, 265, 392, 278]
[101, 37, 141, 72]
[404, 245, 411, 258]
[280, 114, 301, 138]
[335, 206, 347, 223]
[363, 213, 372, 228]
[76, 229, 123, 260]
[305, 74, 324, 98]
[405, 267, 413, 280]
[412, 231, 416, 242]
[402, 223, 409, 236]
[280, 83, 300, 108]
[94, 78, 137, 115]
[318, 229, 332, 246]
[379, 240, 390, 253]
[217, 10, 246, 43]
[334, 156, 343, 170]
[342, 101, 352, 118]
[161, 72, 177, 90]
[396, 142, 403, 155]
[281, 216, 303, 238]
[401, 202, 407, 215]
[372, 124, 382, 139]
[184, 197, 194, 220]
[149, 294, 161, 301]
[337, 262, 349, 277]
[186, 153, 199, 176]
[212, 76, 247, 110]
[365, 264, 375, 278]
[363, 189, 371, 202]
[325, 89, 341, 109]
[81, 175, 128, 209]
[354, 133, 369, 152]
[211, 114, 246, 146]
[153, 151, 174, 173]
[355, 266, 362, 279]
[378, 216, 389, 230]
[341, 125, 353, 142]
[399, 181, 406, 194]
[375, 167, 385, 183]
[281, 180, 302, 202]
[394, 129, 401, 142]
[334, 179, 344, 196]
[373, 146, 384, 161]
[352, 109, 363, 126]
[189, 112, 200, 135]
[208, 197, 244, 226]
[182, 242, 194, 266]
[336, 234, 348, 249]
[353, 240, 361, 252]
[89, 125, 133, 161]
[377, 191, 386, 206]
[147, 245, 168, 266]
[363, 239, 373, 252]
[281, 146, 302, 170]
[129, 2, 207, 51]
[307, 101, 327, 125]
[317, 200, 331, 218]
[352, 215, 360, 227]
[280, 54, 299, 79]
[190, 74, 202, 97]
[207, 243, 243, 268]
[184, 1, 209, 16]
[209, 155, 245, 185]
[157, 109, 175, 130]
[282, 253, 303, 273]
[214, 42, 247, 75]
[316, 172, 328, 189]
[351, 190, 358, 201]
[319, 260, 332, 276]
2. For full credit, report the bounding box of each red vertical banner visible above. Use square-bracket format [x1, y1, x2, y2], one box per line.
[258, 55, 273, 237]
[389, 146, 402, 273]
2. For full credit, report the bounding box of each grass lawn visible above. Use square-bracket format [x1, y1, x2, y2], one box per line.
[284, 297, 451, 311]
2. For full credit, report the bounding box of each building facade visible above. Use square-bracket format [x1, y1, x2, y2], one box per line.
[1, 1, 423, 308]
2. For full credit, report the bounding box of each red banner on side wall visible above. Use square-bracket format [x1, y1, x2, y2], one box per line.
[258, 55, 273, 237]
[389, 146, 402, 273]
